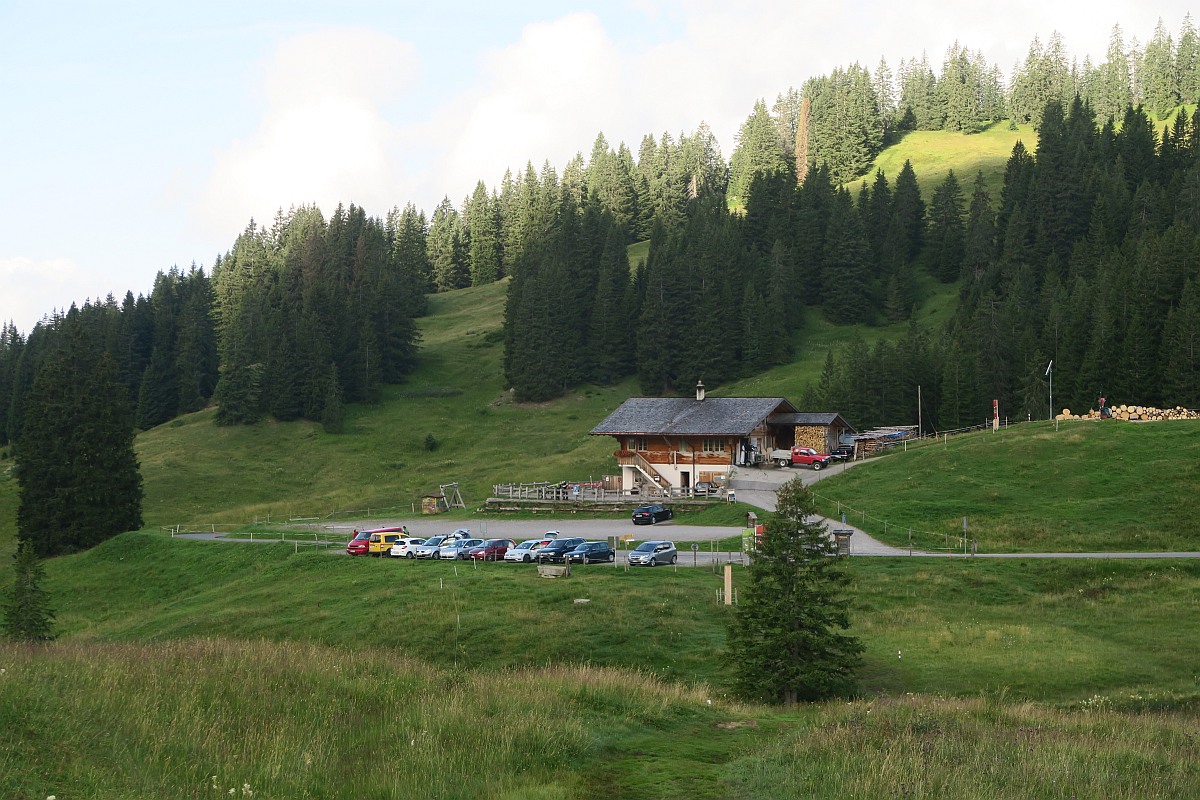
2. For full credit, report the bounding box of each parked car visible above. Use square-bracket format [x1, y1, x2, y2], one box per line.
[535, 537, 586, 563]
[693, 481, 719, 496]
[504, 538, 555, 563]
[389, 537, 426, 558]
[468, 539, 516, 561]
[346, 529, 372, 556]
[632, 504, 673, 525]
[410, 535, 451, 560]
[829, 445, 854, 463]
[565, 541, 615, 564]
[367, 528, 407, 556]
[440, 538, 485, 559]
[627, 540, 677, 566]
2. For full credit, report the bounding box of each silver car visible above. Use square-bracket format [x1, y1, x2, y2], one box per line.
[440, 538, 484, 559]
[627, 540, 677, 566]
[410, 535, 450, 560]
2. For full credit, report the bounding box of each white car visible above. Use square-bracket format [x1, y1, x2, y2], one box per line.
[504, 538, 553, 563]
[389, 537, 426, 558]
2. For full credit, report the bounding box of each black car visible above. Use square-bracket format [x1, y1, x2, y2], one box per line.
[535, 537, 586, 563]
[632, 504, 673, 525]
[564, 541, 616, 564]
[829, 445, 854, 463]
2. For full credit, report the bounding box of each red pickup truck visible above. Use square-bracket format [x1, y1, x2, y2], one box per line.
[770, 446, 833, 470]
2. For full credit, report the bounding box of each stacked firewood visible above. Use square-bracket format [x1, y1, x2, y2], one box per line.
[793, 425, 829, 450]
[1056, 404, 1200, 421]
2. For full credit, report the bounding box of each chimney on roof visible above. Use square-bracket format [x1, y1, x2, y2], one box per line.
[696, 380, 706, 401]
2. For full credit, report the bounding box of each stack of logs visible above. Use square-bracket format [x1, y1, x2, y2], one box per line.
[1056, 404, 1200, 421]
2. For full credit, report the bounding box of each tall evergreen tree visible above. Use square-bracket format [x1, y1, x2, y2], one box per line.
[728, 100, 793, 205]
[16, 312, 143, 556]
[728, 478, 863, 704]
[465, 181, 503, 285]
[926, 170, 966, 282]
[822, 189, 875, 323]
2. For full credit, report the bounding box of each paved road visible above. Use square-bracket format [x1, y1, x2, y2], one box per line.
[174, 460, 1200, 560]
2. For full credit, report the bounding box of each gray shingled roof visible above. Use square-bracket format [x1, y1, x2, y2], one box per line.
[590, 397, 797, 436]
[769, 412, 857, 433]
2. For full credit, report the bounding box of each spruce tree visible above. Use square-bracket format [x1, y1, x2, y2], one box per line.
[926, 170, 966, 282]
[3, 541, 54, 642]
[728, 478, 863, 704]
[16, 312, 143, 556]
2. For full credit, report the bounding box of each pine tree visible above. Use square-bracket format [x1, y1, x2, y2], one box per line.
[822, 189, 875, 324]
[3, 541, 54, 642]
[728, 478, 863, 704]
[320, 364, 345, 434]
[1142, 19, 1180, 118]
[466, 181, 503, 285]
[728, 99, 794, 205]
[926, 170, 966, 282]
[16, 312, 143, 556]
[429, 197, 469, 291]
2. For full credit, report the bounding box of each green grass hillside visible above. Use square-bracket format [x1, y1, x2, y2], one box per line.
[810, 419, 1200, 553]
[28, 532, 1200, 700]
[4, 534, 1199, 797]
[860, 121, 1036, 199]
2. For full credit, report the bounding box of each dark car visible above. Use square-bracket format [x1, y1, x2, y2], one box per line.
[467, 539, 516, 561]
[829, 445, 854, 463]
[564, 541, 615, 564]
[693, 481, 719, 496]
[632, 504, 673, 525]
[535, 537, 586, 563]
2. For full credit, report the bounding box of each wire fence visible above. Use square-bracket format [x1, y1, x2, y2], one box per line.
[164, 501, 421, 541]
[811, 492, 977, 555]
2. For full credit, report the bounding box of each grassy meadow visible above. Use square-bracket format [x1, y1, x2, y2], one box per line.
[809, 418, 1200, 553]
[3, 534, 1200, 798]
[858, 121, 1037, 203]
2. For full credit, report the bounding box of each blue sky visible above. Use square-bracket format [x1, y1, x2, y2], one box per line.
[0, 1, 1190, 334]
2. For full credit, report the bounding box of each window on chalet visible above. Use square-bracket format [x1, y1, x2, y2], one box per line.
[700, 438, 726, 453]
[627, 437, 647, 452]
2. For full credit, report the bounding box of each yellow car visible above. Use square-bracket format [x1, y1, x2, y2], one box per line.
[367, 528, 407, 556]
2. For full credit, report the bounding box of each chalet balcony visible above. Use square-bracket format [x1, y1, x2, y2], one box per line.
[615, 450, 731, 466]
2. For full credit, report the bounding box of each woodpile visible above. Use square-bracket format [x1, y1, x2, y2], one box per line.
[792, 425, 830, 451]
[1056, 404, 1200, 421]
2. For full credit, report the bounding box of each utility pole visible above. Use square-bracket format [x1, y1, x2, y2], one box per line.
[1045, 360, 1053, 421]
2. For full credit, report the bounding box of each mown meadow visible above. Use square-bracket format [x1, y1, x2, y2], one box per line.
[2, 534, 1199, 798]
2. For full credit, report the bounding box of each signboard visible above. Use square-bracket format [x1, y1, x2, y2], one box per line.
[690, 543, 699, 551]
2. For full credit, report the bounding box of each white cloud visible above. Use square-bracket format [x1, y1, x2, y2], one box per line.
[195, 27, 419, 237]
[0, 256, 115, 334]
[193, 0, 1198, 230]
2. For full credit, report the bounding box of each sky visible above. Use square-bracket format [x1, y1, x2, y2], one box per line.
[1, 0, 1193, 335]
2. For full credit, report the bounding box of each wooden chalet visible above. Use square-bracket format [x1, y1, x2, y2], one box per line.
[590, 381, 855, 494]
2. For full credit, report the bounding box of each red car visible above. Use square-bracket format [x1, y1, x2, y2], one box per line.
[468, 539, 516, 561]
[346, 529, 372, 556]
